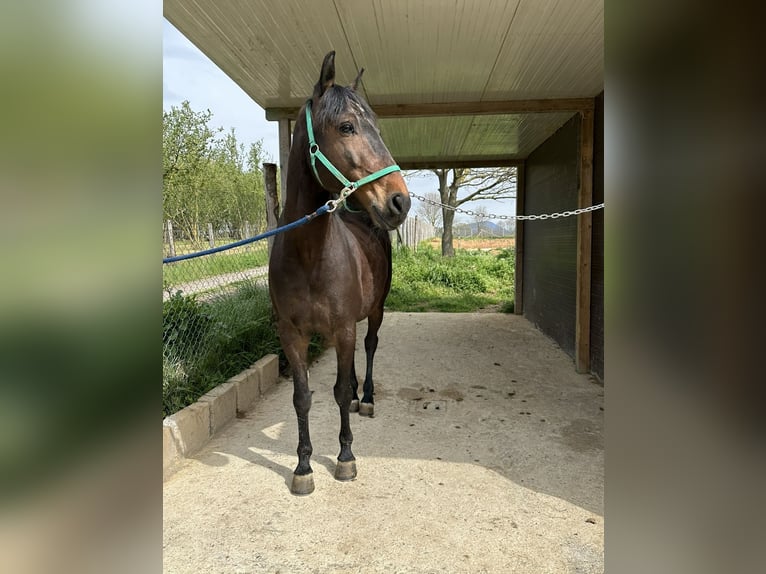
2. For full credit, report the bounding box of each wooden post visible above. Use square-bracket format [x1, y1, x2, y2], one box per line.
[263, 163, 280, 255]
[278, 119, 291, 210]
[575, 108, 594, 373]
[514, 163, 525, 315]
[207, 223, 214, 248]
[165, 220, 176, 258]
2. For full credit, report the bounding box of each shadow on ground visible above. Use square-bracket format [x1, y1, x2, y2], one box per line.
[203, 312, 603, 513]
[164, 312, 603, 574]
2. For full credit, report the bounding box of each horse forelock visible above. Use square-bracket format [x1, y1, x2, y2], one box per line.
[315, 85, 377, 130]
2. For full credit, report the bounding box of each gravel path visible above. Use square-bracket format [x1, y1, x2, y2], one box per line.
[163, 266, 268, 301]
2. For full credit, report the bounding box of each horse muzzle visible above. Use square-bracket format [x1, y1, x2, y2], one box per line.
[373, 191, 411, 230]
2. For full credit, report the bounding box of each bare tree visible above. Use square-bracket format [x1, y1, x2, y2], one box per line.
[500, 218, 516, 237]
[431, 167, 517, 256]
[473, 205, 489, 236]
[414, 191, 443, 228]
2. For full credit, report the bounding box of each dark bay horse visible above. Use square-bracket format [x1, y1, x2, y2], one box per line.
[268, 51, 411, 495]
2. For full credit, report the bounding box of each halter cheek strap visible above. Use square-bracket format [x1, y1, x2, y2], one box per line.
[305, 99, 401, 206]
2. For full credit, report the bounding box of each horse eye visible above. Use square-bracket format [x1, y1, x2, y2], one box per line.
[339, 122, 355, 135]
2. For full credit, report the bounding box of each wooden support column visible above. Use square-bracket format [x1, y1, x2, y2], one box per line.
[278, 119, 291, 210]
[575, 108, 594, 373]
[514, 163, 525, 315]
[263, 163, 280, 256]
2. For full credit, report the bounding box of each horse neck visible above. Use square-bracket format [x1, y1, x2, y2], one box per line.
[282, 118, 332, 223]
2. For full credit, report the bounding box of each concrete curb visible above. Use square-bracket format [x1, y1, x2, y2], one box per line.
[163, 353, 280, 481]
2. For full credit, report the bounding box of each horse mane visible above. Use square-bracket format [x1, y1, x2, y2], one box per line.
[314, 85, 378, 129]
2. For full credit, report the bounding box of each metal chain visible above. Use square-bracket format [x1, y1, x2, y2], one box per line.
[409, 191, 604, 221]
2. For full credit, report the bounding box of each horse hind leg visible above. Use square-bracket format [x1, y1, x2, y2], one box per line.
[359, 309, 383, 417]
[349, 360, 360, 413]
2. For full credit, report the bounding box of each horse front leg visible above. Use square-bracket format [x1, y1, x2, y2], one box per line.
[333, 326, 357, 481]
[291, 368, 314, 494]
[281, 329, 315, 495]
[359, 308, 383, 417]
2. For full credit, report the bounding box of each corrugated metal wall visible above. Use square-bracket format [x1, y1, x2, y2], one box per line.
[522, 115, 580, 358]
[590, 93, 604, 380]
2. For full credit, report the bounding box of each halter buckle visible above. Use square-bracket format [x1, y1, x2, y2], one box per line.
[325, 199, 338, 213]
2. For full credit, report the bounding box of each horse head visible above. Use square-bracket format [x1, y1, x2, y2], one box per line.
[306, 51, 411, 230]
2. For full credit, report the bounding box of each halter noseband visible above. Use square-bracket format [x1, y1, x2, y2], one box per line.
[305, 99, 401, 211]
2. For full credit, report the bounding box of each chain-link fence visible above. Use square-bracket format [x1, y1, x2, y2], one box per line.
[162, 220, 277, 417]
[162, 219, 270, 301]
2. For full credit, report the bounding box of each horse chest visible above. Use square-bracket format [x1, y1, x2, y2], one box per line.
[307, 255, 375, 310]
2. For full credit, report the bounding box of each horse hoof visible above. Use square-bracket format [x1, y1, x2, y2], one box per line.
[334, 460, 357, 481]
[349, 399, 360, 412]
[359, 402, 374, 417]
[291, 473, 315, 495]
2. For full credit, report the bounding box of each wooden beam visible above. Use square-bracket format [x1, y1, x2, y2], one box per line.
[514, 163, 526, 315]
[266, 98, 595, 121]
[575, 108, 594, 374]
[278, 119, 291, 210]
[397, 158, 524, 170]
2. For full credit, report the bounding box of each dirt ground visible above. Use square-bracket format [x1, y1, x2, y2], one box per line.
[163, 312, 603, 573]
[424, 237, 515, 253]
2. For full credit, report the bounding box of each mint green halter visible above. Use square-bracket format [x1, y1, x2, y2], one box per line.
[305, 99, 401, 210]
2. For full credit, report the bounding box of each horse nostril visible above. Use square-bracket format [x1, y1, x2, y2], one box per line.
[389, 192, 410, 216]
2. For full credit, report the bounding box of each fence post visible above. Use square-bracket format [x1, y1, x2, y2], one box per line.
[243, 221, 251, 251]
[263, 163, 280, 255]
[414, 216, 419, 251]
[166, 220, 176, 257]
[207, 223, 214, 248]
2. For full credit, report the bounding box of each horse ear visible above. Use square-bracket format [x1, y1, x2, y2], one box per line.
[352, 68, 365, 91]
[314, 51, 336, 98]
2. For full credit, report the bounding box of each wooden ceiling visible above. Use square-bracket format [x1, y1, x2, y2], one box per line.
[164, 0, 603, 167]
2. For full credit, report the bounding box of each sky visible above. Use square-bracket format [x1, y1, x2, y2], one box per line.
[162, 19, 516, 223]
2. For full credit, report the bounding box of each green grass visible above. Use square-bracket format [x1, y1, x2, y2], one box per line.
[387, 245, 515, 312]
[163, 247, 269, 287]
[162, 282, 323, 417]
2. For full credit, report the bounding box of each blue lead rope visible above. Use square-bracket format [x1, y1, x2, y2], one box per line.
[162, 204, 330, 264]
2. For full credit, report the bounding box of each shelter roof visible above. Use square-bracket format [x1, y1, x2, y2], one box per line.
[164, 0, 603, 168]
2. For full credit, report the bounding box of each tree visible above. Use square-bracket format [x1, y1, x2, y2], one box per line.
[473, 206, 490, 236]
[431, 168, 517, 257]
[163, 101, 267, 245]
[163, 101, 218, 243]
[501, 218, 516, 237]
[414, 191, 443, 228]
